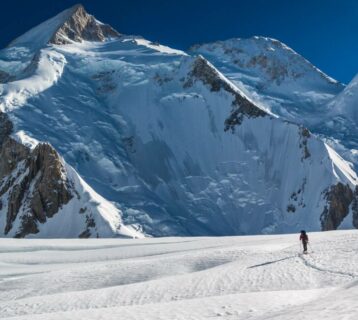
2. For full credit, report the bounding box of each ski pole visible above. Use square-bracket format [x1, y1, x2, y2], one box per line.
[308, 242, 313, 253]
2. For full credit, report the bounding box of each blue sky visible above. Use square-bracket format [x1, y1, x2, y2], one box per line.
[1, 0, 357, 83]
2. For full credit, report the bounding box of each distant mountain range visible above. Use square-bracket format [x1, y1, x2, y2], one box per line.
[1, 4, 358, 238]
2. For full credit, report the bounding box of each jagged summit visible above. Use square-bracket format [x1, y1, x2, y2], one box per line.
[8, 4, 120, 49]
[189, 35, 345, 137]
[190, 36, 342, 90]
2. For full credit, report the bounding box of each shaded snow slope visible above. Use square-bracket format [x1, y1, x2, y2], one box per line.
[0, 231, 358, 319]
[325, 74, 358, 151]
[330, 73, 358, 119]
[1, 6, 358, 237]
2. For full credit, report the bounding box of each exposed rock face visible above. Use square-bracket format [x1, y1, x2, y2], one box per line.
[0, 113, 13, 145]
[0, 113, 73, 237]
[28, 143, 73, 221]
[79, 215, 96, 238]
[0, 137, 29, 187]
[184, 56, 267, 131]
[320, 183, 354, 230]
[351, 187, 358, 229]
[299, 126, 311, 160]
[50, 4, 120, 45]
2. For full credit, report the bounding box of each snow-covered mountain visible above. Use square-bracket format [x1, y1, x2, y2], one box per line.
[1, 5, 358, 237]
[190, 37, 343, 120]
[190, 37, 358, 169]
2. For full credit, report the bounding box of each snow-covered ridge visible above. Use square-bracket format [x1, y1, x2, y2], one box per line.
[0, 49, 66, 112]
[189, 36, 344, 125]
[190, 36, 341, 88]
[190, 36, 358, 169]
[134, 38, 187, 55]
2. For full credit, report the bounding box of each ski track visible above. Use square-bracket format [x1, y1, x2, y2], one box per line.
[0, 231, 357, 319]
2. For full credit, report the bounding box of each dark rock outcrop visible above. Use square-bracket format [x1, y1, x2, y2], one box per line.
[351, 187, 358, 229]
[50, 4, 120, 45]
[28, 143, 73, 221]
[79, 214, 96, 238]
[320, 183, 354, 230]
[184, 56, 267, 132]
[0, 112, 73, 237]
[299, 126, 311, 160]
[0, 138, 29, 181]
[0, 113, 13, 145]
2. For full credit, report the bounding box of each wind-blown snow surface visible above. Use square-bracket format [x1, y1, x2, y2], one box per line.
[0, 231, 358, 319]
[1, 32, 358, 235]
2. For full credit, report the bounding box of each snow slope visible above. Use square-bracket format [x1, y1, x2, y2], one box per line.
[325, 73, 358, 152]
[1, 6, 358, 236]
[0, 231, 357, 319]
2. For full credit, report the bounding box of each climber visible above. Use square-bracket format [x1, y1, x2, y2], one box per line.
[299, 230, 309, 254]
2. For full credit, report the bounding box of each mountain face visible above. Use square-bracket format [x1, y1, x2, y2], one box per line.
[190, 37, 358, 170]
[190, 37, 343, 115]
[1, 5, 358, 237]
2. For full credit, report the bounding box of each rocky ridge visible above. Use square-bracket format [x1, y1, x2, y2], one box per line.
[0, 113, 73, 237]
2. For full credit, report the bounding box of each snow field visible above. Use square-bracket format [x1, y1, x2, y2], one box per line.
[0, 230, 357, 319]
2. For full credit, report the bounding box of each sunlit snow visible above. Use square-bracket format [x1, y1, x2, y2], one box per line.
[0, 231, 357, 319]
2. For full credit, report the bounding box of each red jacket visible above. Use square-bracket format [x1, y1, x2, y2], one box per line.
[300, 234, 309, 242]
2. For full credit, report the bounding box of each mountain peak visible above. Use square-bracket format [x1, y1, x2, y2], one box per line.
[190, 36, 341, 88]
[8, 4, 120, 49]
[49, 4, 120, 45]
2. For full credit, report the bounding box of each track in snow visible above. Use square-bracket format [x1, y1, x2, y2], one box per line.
[0, 230, 357, 319]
